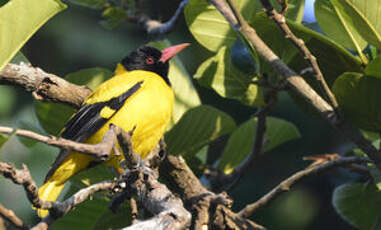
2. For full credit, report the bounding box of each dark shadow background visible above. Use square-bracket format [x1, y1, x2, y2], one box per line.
[0, 1, 358, 229]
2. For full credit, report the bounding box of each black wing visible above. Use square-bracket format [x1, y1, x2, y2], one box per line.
[44, 81, 143, 182]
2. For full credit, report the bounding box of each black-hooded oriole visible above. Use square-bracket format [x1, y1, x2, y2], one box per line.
[37, 43, 189, 217]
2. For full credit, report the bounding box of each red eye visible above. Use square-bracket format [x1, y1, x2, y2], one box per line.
[146, 57, 154, 64]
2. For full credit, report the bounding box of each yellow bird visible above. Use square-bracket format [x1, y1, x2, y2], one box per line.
[37, 43, 189, 217]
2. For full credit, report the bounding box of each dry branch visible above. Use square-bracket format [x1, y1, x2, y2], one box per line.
[0, 63, 91, 108]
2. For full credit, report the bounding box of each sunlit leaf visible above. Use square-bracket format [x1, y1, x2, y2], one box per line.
[185, 0, 259, 52]
[315, 0, 367, 52]
[333, 183, 381, 230]
[0, 0, 66, 71]
[217, 117, 300, 174]
[336, 0, 381, 49]
[165, 105, 236, 156]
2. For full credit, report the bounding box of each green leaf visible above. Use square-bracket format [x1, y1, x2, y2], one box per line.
[194, 46, 264, 107]
[315, 0, 367, 52]
[94, 207, 132, 230]
[0, 134, 9, 148]
[332, 183, 381, 230]
[70, 165, 115, 189]
[100, 6, 127, 29]
[51, 194, 111, 230]
[68, 0, 105, 9]
[0, 0, 66, 71]
[264, 117, 301, 151]
[332, 72, 381, 131]
[184, 0, 259, 52]
[35, 68, 113, 135]
[148, 40, 201, 125]
[336, 0, 381, 49]
[165, 105, 236, 156]
[10, 52, 30, 64]
[217, 117, 300, 174]
[35, 102, 75, 135]
[365, 56, 381, 78]
[65, 67, 113, 90]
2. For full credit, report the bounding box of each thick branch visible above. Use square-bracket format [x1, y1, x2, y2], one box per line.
[121, 169, 191, 230]
[161, 155, 265, 230]
[208, 0, 381, 168]
[238, 156, 371, 218]
[0, 63, 91, 108]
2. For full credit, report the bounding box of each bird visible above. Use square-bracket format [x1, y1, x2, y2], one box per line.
[37, 43, 189, 217]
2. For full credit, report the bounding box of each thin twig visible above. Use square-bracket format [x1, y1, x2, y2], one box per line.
[0, 126, 116, 161]
[127, 0, 189, 35]
[259, 0, 339, 111]
[238, 156, 371, 218]
[0, 163, 52, 210]
[0, 204, 27, 229]
[31, 180, 119, 230]
[0, 63, 91, 108]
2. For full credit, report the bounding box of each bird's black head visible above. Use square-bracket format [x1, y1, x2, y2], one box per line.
[121, 46, 169, 80]
[121, 44, 189, 85]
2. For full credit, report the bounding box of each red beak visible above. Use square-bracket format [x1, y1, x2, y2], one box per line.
[160, 43, 190, 63]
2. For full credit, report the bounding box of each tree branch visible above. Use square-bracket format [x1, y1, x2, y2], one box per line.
[161, 155, 265, 230]
[0, 163, 52, 210]
[31, 180, 119, 230]
[0, 63, 91, 109]
[208, 0, 381, 168]
[0, 204, 27, 230]
[0, 126, 118, 161]
[238, 156, 371, 218]
[259, 0, 339, 111]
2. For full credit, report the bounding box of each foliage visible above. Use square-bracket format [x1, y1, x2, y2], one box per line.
[1, 0, 381, 229]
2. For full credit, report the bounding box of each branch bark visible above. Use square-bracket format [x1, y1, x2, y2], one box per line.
[0, 63, 91, 108]
[0, 204, 27, 229]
